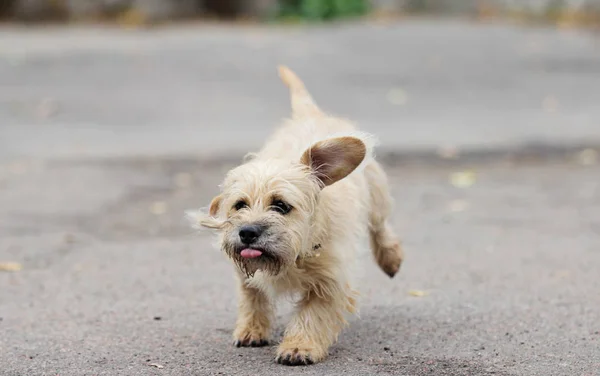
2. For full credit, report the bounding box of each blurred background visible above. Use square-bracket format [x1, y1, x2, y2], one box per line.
[1, 1, 600, 375]
[1, 0, 600, 159]
[2, 0, 600, 25]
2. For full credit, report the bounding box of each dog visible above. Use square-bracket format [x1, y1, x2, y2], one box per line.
[189, 66, 404, 366]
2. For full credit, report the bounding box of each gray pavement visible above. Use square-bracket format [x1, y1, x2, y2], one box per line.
[1, 20, 600, 160]
[1, 156, 599, 376]
[1, 19, 600, 376]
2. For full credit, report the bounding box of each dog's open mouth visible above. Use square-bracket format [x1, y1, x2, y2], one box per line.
[227, 245, 283, 277]
[240, 248, 263, 259]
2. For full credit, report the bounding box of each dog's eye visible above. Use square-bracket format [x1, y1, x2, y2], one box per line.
[271, 200, 292, 215]
[234, 200, 248, 211]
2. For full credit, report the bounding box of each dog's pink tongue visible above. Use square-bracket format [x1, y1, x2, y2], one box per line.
[240, 249, 263, 259]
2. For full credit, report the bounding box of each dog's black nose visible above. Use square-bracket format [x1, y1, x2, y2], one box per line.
[239, 225, 263, 245]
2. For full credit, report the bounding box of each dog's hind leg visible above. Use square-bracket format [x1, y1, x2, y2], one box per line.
[366, 161, 404, 278]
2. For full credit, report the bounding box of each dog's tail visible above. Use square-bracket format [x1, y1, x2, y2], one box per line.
[278, 65, 322, 118]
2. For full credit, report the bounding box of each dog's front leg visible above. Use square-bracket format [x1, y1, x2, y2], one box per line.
[276, 281, 350, 366]
[232, 275, 272, 347]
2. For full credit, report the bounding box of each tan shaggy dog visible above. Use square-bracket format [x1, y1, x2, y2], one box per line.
[190, 66, 404, 366]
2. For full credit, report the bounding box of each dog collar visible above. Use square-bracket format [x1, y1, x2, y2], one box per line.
[295, 243, 322, 263]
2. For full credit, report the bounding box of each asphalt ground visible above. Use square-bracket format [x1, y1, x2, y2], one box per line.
[1, 19, 599, 376]
[1, 155, 599, 376]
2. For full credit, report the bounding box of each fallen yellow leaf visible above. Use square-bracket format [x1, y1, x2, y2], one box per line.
[174, 172, 192, 188]
[448, 199, 469, 212]
[437, 145, 459, 159]
[117, 9, 147, 28]
[426, 55, 442, 69]
[450, 170, 476, 188]
[408, 289, 429, 297]
[553, 270, 571, 279]
[386, 88, 408, 106]
[576, 149, 597, 166]
[36, 98, 60, 120]
[542, 95, 559, 113]
[150, 201, 167, 215]
[0, 262, 22, 272]
[8, 161, 28, 174]
[63, 233, 75, 244]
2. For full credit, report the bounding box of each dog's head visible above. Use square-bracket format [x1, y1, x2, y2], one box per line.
[193, 136, 368, 277]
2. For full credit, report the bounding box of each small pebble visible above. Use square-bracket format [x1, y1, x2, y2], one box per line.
[449, 199, 469, 212]
[437, 145, 460, 159]
[386, 88, 408, 106]
[174, 172, 192, 188]
[542, 95, 559, 113]
[64, 233, 75, 244]
[150, 201, 167, 215]
[577, 149, 597, 166]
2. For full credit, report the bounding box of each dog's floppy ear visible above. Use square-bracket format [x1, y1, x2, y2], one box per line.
[187, 194, 225, 230]
[208, 195, 222, 217]
[300, 136, 366, 187]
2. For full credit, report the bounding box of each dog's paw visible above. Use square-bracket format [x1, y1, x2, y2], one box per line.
[276, 347, 314, 366]
[377, 241, 404, 278]
[234, 337, 269, 347]
[275, 342, 326, 366]
[233, 327, 270, 348]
